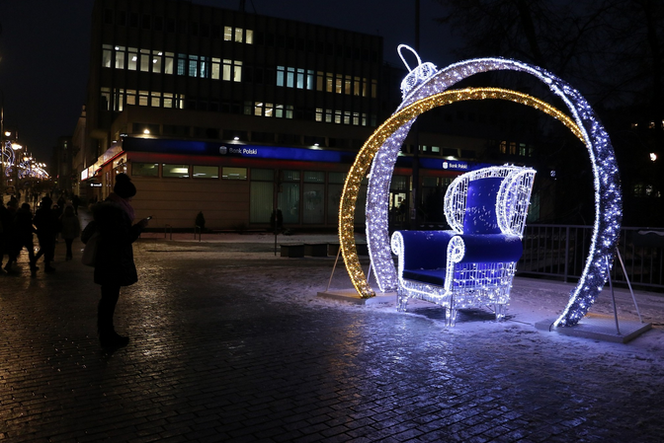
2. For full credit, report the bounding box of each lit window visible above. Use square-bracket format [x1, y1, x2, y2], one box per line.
[193, 165, 219, 179]
[114, 46, 126, 69]
[245, 29, 253, 44]
[163, 93, 173, 108]
[162, 164, 190, 178]
[264, 103, 274, 117]
[211, 58, 221, 79]
[126, 89, 137, 106]
[276, 66, 285, 87]
[188, 55, 198, 77]
[164, 52, 174, 74]
[287, 67, 295, 87]
[128, 47, 138, 70]
[152, 50, 162, 73]
[102, 45, 112, 68]
[234, 28, 243, 43]
[139, 90, 149, 106]
[222, 167, 247, 180]
[233, 60, 242, 82]
[224, 26, 232, 41]
[140, 49, 150, 72]
[132, 163, 159, 177]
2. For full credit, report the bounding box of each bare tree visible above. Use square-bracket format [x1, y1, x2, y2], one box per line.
[433, 0, 663, 111]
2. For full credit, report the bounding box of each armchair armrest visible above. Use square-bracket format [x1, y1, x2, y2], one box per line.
[456, 234, 523, 264]
[391, 230, 456, 271]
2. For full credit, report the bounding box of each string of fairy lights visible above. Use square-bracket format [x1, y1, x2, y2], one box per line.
[340, 87, 584, 297]
[339, 50, 622, 328]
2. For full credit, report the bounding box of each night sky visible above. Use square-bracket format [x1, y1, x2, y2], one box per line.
[0, 0, 455, 164]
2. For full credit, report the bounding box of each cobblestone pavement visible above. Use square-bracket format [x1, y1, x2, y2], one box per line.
[1, 229, 664, 442]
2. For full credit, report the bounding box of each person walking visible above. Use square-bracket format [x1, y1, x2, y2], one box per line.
[2, 199, 19, 273]
[91, 173, 149, 349]
[0, 199, 13, 273]
[14, 203, 38, 273]
[60, 205, 81, 261]
[33, 197, 59, 273]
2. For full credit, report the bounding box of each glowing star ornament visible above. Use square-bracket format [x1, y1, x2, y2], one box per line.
[339, 50, 622, 328]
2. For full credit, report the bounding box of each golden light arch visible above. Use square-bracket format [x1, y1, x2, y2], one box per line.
[338, 87, 585, 298]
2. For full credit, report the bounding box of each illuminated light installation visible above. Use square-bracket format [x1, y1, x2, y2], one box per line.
[391, 165, 536, 326]
[343, 51, 621, 328]
[341, 87, 584, 298]
[397, 44, 438, 98]
[1, 141, 15, 176]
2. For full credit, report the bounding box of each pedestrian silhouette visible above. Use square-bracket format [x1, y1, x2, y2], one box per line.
[33, 197, 59, 273]
[14, 203, 38, 273]
[90, 173, 149, 349]
[60, 205, 81, 261]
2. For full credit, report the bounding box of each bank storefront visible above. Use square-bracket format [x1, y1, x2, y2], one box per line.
[81, 137, 487, 231]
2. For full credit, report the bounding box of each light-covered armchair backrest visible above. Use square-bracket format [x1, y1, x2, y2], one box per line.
[444, 165, 536, 238]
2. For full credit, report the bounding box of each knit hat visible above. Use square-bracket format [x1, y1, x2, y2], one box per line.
[113, 173, 137, 199]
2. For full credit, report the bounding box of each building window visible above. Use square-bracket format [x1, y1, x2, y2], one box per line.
[101, 87, 111, 111]
[222, 167, 247, 180]
[152, 51, 163, 73]
[162, 164, 190, 178]
[102, 44, 112, 68]
[132, 163, 159, 177]
[114, 45, 125, 69]
[250, 169, 273, 224]
[222, 59, 242, 82]
[211, 57, 221, 79]
[177, 53, 186, 75]
[150, 91, 161, 107]
[128, 47, 138, 70]
[139, 90, 149, 106]
[140, 49, 150, 72]
[193, 165, 219, 179]
[164, 52, 174, 74]
[126, 89, 137, 106]
[188, 55, 198, 77]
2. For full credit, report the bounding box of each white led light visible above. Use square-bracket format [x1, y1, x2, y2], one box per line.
[340, 52, 622, 328]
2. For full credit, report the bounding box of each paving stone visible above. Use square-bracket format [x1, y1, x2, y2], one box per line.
[1, 227, 664, 442]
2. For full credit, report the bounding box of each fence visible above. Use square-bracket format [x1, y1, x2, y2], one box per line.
[519, 225, 664, 291]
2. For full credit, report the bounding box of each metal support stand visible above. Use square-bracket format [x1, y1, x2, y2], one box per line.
[606, 247, 644, 335]
[326, 242, 372, 292]
[326, 246, 342, 292]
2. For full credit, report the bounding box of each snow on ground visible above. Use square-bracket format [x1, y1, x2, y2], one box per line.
[140, 230, 664, 361]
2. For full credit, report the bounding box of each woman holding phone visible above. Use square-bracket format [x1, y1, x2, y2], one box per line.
[92, 173, 150, 349]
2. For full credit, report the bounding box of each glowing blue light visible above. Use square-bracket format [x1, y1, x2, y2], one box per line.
[365, 54, 622, 327]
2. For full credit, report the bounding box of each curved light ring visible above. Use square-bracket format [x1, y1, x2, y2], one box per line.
[364, 57, 621, 327]
[340, 87, 585, 298]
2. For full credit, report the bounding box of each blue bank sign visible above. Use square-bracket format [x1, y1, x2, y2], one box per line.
[123, 137, 494, 172]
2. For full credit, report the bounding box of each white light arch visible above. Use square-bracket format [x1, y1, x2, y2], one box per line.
[341, 55, 622, 328]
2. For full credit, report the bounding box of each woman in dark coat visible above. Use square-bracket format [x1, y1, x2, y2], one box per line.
[92, 173, 149, 348]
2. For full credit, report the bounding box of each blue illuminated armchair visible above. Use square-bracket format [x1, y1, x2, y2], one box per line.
[390, 165, 536, 326]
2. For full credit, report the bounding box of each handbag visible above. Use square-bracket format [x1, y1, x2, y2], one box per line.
[81, 221, 100, 267]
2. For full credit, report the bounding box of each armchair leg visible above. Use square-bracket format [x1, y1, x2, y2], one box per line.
[445, 307, 458, 327]
[495, 304, 507, 321]
[396, 293, 409, 312]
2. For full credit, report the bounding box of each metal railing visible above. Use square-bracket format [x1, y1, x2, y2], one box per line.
[519, 224, 664, 291]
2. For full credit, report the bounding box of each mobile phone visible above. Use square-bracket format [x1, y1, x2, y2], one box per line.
[146, 215, 153, 220]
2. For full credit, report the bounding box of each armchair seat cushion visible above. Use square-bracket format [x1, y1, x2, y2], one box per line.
[403, 268, 447, 286]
